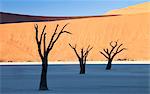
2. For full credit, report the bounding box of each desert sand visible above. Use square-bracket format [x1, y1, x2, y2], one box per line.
[0, 2, 150, 62]
[106, 2, 150, 15]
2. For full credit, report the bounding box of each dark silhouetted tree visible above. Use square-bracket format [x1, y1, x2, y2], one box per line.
[69, 44, 93, 74]
[99, 41, 126, 70]
[34, 23, 71, 90]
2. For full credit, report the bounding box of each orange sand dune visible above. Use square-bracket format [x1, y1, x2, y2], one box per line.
[106, 2, 150, 15]
[0, 12, 150, 61]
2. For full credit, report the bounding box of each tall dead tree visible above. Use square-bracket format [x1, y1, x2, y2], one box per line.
[34, 23, 71, 90]
[99, 41, 126, 70]
[69, 44, 93, 74]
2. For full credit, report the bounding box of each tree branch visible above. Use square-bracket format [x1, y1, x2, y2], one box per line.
[103, 49, 109, 55]
[62, 31, 72, 34]
[109, 41, 117, 55]
[112, 48, 126, 59]
[47, 24, 59, 51]
[116, 44, 123, 52]
[60, 23, 69, 32]
[99, 51, 109, 59]
[47, 24, 71, 53]
[43, 33, 47, 57]
[99, 41, 126, 62]
[34, 24, 44, 59]
[39, 25, 46, 44]
[34, 24, 39, 44]
[84, 46, 93, 57]
[83, 46, 93, 63]
[69, 43, 80, 59]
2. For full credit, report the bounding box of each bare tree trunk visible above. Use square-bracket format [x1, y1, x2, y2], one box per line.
[35, 24, 71, 90]
[39, 58, 48, 90]
[79, 60, 85, 74]
[106, 59, 112, 70]
[79, 62, 82, 74]
[82, 64, 85, 74]
[69, 44, 92, 74]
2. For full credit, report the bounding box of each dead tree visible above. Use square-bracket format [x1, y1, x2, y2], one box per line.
[69, 44, 93, 74]
[99, 41, 126, 70]
[34, 23, 71, 90]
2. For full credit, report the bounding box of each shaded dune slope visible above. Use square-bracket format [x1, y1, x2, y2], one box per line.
[0, 12, 119, 24]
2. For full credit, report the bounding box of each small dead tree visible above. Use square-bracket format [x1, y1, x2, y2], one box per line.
[69, 44, 93, 74]
[99, 41, 126, 70]
[34, 23, 71, 90]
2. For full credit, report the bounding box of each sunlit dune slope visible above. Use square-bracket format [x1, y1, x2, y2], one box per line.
[106, 2, 150, 15]
[0, 12, 150, 62]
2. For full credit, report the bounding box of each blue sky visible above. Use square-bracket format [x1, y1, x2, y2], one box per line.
[1, 0, 149, 16]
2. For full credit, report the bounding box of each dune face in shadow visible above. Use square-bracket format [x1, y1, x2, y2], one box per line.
[0, 12, 119, 24]
[0, 3, 150, 62]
